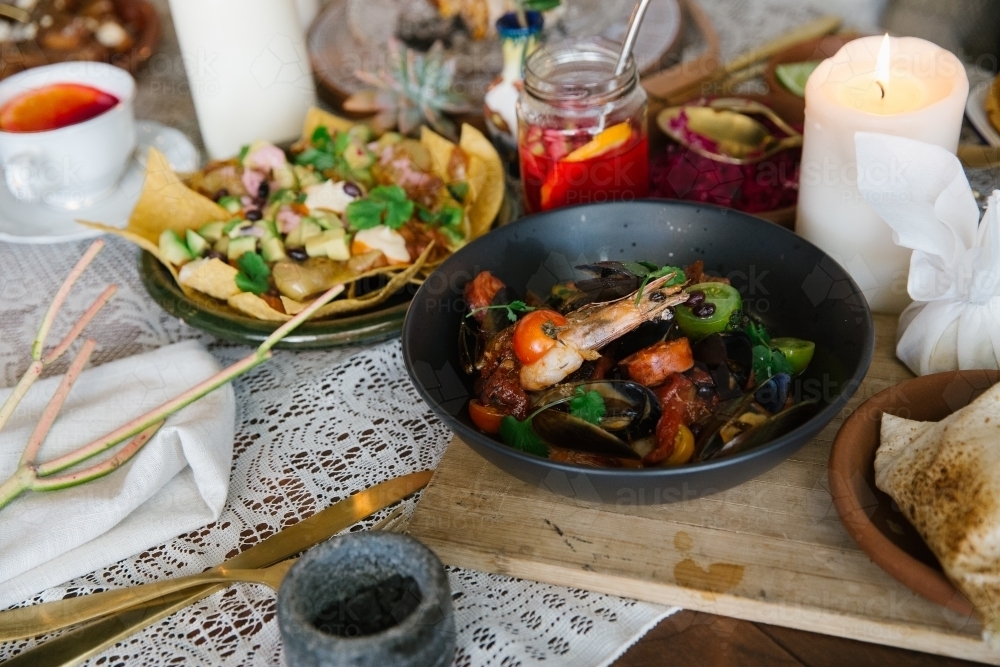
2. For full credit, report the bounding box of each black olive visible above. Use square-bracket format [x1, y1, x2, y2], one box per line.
[649, 291, 665, 302]
[697, 385, 716, 400]
[692, 302, 716, 318]
[213, 188, 229, 201]
[343, 182, 362, 197]
[686, 290, 706, 307]
[257, 180, 270, 199]
[287, 247, 308, 261]
[206, 250, 226, 262]
[245, 209, 262, 221]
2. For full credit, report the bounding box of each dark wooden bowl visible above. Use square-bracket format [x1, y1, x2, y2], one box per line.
[829, 370, 1000, 617]
[762, 34, 857, 126]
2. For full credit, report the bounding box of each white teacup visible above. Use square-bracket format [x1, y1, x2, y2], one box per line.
[0, 62, 137, 210]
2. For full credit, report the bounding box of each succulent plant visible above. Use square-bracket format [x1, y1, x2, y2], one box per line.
[344, 39, 474, 141]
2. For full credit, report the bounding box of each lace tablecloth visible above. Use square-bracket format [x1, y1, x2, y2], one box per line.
[0, 237, 674, 665]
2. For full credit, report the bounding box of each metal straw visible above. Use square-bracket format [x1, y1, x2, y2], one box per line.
[614, 0, 654, 75]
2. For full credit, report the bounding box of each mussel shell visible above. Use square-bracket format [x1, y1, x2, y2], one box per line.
[692, 332, 753, 397]
[693, 394, 754, 460]
[532, 410, 642, 460]
[531, 380, 661, 440]
[755, 373, 791, 414]
[483, 287, 515, 337]
[458, 319, 479, 376]
[705, 400, 820, 461]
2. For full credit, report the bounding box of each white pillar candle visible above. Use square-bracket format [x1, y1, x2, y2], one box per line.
[796, 35, 968, 314]
[168, 0, 318, 160]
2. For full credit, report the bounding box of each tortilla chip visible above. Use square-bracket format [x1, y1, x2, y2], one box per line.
[420, 126, 457, 181]
[79, 147, 229, 285]
[459, 124, 504, 238]
[178, 258, 241, 301]
[302, 106, 356, 142]
[227, 292, 291, 321]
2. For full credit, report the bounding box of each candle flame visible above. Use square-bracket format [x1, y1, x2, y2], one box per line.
[875, 33, 890, 94]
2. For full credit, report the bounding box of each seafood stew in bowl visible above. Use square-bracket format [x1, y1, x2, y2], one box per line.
[403, 200, 874, 504]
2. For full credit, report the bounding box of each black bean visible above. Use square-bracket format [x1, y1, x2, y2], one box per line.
[206, 250, 226, 262]
[685, 290, 705, 307]
[649, 290, 665, 302]
[697, 384, 716, 399]
[257, 180, 270, 199]
[343, 182, 362, 197]
[287, 247, 308, 261]
[692, 302, 716, 318]
[213, 188, 229, 201]
[245, 209, 262, 221]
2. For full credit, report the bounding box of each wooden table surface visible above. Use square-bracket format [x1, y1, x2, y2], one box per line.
[615, 611, 983, 667]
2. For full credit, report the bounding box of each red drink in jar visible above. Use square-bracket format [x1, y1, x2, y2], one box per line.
[520, 120, 648, 212]
[517, 37, 648, 214]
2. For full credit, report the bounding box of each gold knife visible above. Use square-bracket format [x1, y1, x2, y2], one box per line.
[0, 470, 433, 666]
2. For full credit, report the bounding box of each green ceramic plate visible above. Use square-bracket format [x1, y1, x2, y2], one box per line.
[137, 191, 515, 348]
[138, 250, 411, 349]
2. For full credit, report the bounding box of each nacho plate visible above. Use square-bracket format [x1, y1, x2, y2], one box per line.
[93, 108, 508, 347]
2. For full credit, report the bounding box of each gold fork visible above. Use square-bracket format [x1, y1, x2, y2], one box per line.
[0, 508, 407, 642]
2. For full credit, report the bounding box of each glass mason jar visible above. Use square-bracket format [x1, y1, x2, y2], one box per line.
[517, 37, 649, 214]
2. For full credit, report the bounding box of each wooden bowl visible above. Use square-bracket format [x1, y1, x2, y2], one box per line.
[829, 370, 1000, 617]
[762, 34, 857, 127]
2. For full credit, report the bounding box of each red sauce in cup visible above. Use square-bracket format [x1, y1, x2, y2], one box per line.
[0, 83, 119, 133]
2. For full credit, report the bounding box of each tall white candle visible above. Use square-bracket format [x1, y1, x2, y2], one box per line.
[796, 36, 968, 314]
[168, 0, 318, 159]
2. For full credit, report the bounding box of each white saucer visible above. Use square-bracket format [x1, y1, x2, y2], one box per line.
[0, 121, 199, 245]
[966, 80, 1000, 148]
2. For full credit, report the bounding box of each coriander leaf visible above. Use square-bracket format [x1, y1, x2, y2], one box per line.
[745, 321, 771, 347]
[417, 205, 436, 223]
[439, 226, 464, 245]
[383, 198, 414, 229]
[295, 147, 336, 172]
[465, 300, 536, 322]
[332, 131, 351, 155]
[310, 125, 332, 150]
[634, 265, 685, 306]
[438, 206, 463, 228]
[345, 198, 385, 230]
[498, 416, 548, 457]
[447, 181, 470, 203]
[569, 387, 606, 425]
[752, 344, 793, 385]
[235, 252, 270, 295]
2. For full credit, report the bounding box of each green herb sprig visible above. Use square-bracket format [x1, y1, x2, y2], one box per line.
[633, 264, 686, 306]
[235, 252, 270, 295]
[345, 185, 415, 230]
[466, 300, 536, 322]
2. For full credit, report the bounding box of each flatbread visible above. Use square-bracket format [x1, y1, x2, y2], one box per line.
[875, 385, 1000, 646]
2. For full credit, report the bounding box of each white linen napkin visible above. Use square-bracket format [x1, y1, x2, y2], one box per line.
[0, 340, 234, 608]
[855, 132, 1000, 375]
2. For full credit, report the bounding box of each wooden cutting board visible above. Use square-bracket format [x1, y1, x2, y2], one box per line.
[408, 314, 999, 664]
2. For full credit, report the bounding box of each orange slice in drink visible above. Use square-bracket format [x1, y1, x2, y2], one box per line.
[562, 122, 632, 163]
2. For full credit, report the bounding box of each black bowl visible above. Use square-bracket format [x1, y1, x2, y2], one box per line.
[402, 200, 874, 504]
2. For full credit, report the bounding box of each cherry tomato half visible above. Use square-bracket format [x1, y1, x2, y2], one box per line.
[468, 400, 505, 434]
[512, 309, 568, 365]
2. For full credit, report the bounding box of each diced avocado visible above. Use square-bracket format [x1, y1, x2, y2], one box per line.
[306, 228, 349, 260]
[261, 236, 287, 263]
[185, 229, 209, 257]
[343, 143, 374, 171]
[213, 236, 230, 255]
[348, 124, 374, 144]
[222, 218, 244, 235]
[447, 181, 470, 203]
[227, 235, 257, 261]
[159, 230, 194, 266]
[254, 220, 278, 239]
[293, 164, 322, 189]
[198, 221, 227, 243]
[285, 218, 322, 248]
[218, 196, 242, 214]
[227, 221, 254, 238]
[272, 163, 297, 190]
[311, 211, 342, 230]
